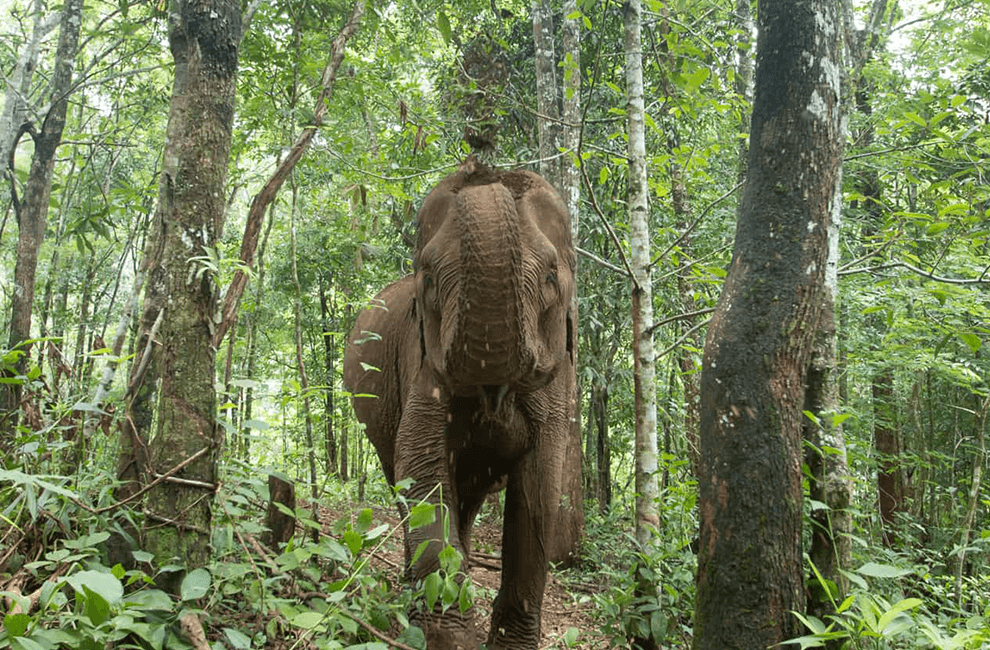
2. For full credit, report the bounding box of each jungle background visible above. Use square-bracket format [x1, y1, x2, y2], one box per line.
[0, 0, 988, 648]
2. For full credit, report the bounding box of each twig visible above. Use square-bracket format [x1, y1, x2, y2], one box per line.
[839, 260, 990, 285]
[339, 610, 420, 650]
[650, 180, 743, 269]
[576, 246, 630, 276]
[655, 316, 712, 359]
[648, 306, 715, 335]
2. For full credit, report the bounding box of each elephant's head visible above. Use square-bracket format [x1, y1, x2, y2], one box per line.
[413, 160, 574, 406]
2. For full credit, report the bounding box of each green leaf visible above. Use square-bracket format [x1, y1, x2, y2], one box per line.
[409, 503, 435, 530]
[125, 589, 173, 610]
[10, 637, 46, 650]
[563, 627, 580, 647]
[82, 585, 111, 625]
[291, 611, 325, 629]
[63, 570, 124, 604]
[423, 573, 442, 611]
[855, 562, 912, 578]
[343, 530, 363, 556]
[3, 612, 31, 636]
[958, 332, 981, 353]
[877, 598, 922, 633]
[356, 508, 373, 533]
[223, 627, 252, 650]
[410, 540, 430, 568]
[436, 10, 451, 44]
[180, 568, 211, 601]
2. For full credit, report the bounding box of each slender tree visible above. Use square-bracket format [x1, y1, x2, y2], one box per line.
[694, 0, 844, 647]
[623, 0, 659, 556]
[2, 0, 84, 434]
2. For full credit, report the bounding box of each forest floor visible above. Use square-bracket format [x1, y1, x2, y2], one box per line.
[316, 498, 606, 649]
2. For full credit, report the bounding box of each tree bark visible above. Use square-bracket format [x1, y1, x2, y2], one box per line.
[288, 182, 319, 514]
[531, 0, 560, 183]
[141, 0, 241, 594]
[2, 0, 84, 435]
[623, 0, 659, 555]
[542, 0, 585, 567]
[694, 1, 843, 647]
[806, 171, 852, 623]
[955, 395, 987, 610]
[319, 274, 338, 475]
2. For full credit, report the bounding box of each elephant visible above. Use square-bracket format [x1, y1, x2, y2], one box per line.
[343, 157, 575, 650]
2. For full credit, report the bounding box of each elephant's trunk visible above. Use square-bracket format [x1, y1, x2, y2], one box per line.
[444, 183, 535, 390]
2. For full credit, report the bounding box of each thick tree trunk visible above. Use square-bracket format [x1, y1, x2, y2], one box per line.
[694, 1, 843, 647]
[141, 0, 241, 594]
[2, 0, 84, 435]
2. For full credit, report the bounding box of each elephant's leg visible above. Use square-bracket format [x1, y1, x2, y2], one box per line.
[488, 444, 561, 650]
[395, 392, 478, 650]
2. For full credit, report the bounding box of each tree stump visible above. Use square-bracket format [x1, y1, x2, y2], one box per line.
[265, 474, 296, 547]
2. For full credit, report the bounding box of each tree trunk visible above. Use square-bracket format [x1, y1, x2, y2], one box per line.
[955, 395, 987, 610]
[0, 0, 57, 188]
[289, 181, 319, 514]
[806, 170, 852, 623]
[624, 3, 660, 647]
[2, 0, 84, 435]
[694, 1, 843, 647]
[592, 384, 612, 512]
[733, 0, 754, 182]
[873, 372, 903, 546]
[540, 0, 586, 567]
[141, 0, 241, 595]
[531, 0, 560, 184]
[319, 274, 338, 475]
[623, 0, 659, 555]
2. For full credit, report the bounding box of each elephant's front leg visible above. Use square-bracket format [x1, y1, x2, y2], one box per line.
[488, 428, 563, 649]
[395, 388, 477, 650]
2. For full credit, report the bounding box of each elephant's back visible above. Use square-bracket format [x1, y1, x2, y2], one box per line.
[343, 275, 416, 395]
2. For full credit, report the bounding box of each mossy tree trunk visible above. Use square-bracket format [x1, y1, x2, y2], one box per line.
[694, 1, 844, 647]
[141, 0, 241, 593]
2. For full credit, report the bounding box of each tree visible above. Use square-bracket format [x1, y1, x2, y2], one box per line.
[2, 0, 84, 435]
[623, 0, 659, 558]
[140, 0, 241, 597]
[694, 0, 844, 647]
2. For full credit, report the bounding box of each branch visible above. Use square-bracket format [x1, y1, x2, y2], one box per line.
[838, 261, 990, 285]
[837, 230, 901, 273]
[655, 316, 711, 359]
[650, 180, 743, 269]
[576, 246, 630, 276]
[648, 306, 715, 335]
[213, 0, 365, 347]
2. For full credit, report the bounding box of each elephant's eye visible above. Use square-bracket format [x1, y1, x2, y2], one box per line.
[545, 269, 558, 285]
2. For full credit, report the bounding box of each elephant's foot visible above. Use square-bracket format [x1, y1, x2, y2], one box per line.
[415, 609, 478, 650]
[487, 597, 540, 650]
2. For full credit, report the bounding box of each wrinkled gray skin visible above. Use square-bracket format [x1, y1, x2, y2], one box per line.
[343, 160, 575, 650]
